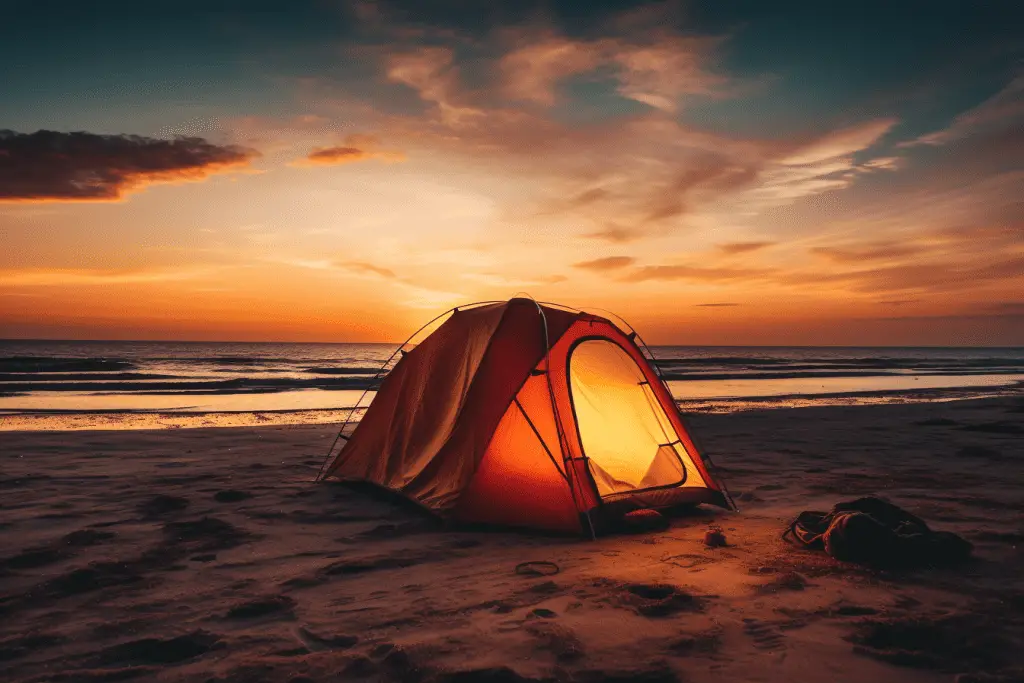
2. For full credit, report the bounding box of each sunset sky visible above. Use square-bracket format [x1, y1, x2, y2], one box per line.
[1, 1, 1021, 345]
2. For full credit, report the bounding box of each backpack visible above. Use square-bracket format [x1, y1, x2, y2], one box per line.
[783, 497, 972, 569]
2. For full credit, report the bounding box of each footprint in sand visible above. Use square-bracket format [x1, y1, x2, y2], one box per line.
[294, 626, 358, 651]
[742, 619, 785, 651]
[525, 621, 584, 662]
[622, 583, 705, 618]
[224, 595, 296, 620]
[90, 630, 224, 666]
[137, 494, 189, 518]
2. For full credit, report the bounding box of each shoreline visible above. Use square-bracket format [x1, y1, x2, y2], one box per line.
[1, 383, 1020, 431]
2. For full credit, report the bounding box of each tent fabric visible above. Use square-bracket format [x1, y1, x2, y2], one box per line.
[322, 298, 731, 534]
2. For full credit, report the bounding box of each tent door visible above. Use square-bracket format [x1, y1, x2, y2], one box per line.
[567, 338, 688, 497]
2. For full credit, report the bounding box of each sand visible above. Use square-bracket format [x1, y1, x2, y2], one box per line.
[1, 396, 1022, 682]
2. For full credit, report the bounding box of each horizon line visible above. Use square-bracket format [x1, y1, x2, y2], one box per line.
[1, 337, 1023, 350]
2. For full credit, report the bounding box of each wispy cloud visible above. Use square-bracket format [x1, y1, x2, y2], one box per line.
[717, 241, 774, 255]
[573, 256, 636, 271]
[498, 27, 724, 113]
[811, 243, 924, 263]
[780, 119, 896, 166]
[342, 261, 398, 279]
[582, 224, 646, 243]
[901, 74, 1024, 147]
[0, 267, 213, 286]
[621, 263, 772, 283]
[385, 47, 483, 125]
[695, 302, 740, 307]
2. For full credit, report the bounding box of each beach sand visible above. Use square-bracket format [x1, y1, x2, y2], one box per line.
[2, 396, 1022, 682]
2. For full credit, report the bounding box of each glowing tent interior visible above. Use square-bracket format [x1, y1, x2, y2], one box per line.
[318, 298, 734, 535]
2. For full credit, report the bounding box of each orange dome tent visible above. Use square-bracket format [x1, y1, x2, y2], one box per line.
[318, 298, 734, 535]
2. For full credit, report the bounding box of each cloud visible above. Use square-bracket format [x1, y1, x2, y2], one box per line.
[717, 241, 774, 255]
[0, 267, 211, 286]
[499, 34, 604, 106]
[291, 145, 406, 166]
[695, 302, 740, 307]
[901, 74, 1024, 147]
[877, 300, 919, 306]
[859, 156, 902, 171]
[811, 243, 925, 263]
[612, 36, 725, 112]
[785, 253, 1024, 295]
[582, 224, 645, 243]
[737, 120, 900, 208]
[537, 187, 611, 215]
[0, 130, 259, 203]
[573, 256, 636, 271]
[621, 264, 772, 283]
[780, 119, 897, 166]
[642, 155, 762, 223]
[340, 261, 398, 279]
[385, 47, 482, 125]
[460, 272, 567, 288]
[498, 29, 724, 112]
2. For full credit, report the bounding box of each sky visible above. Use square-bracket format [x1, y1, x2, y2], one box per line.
[1, 0, 1022, 345]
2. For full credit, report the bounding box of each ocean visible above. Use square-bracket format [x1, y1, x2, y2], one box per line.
[1, 341, 1022, 427]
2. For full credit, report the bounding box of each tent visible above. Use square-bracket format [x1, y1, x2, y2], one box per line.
[318, 298, 733, 535]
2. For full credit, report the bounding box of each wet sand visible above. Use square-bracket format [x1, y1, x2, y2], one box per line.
[1, 396, 1022, 682]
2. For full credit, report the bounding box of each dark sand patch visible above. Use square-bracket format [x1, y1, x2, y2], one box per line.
[137, 494, 189, 518]
[849, 613, 1014, 672]
[225, 595, 296, 620]
[213, 489, 252, 503]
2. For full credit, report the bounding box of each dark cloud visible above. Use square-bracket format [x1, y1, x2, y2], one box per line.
[695, 302, 740, 307]
[0, 130, 259, 202]
[573, 256, 636, 271]
[718, 241, 774, 255]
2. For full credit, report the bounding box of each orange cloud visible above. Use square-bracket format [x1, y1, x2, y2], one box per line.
[0, 266, 213, 286]
[582, 224, 645, 243]
[291, 145, 406, 166]
[718, 241, 774, 255]
[498, 29, 724, 112]
[0, 130, 259, 203]
[341, 261, 398, 279]
[811, 244, 924, 263]
[573, 256, 636, 271]
[385, 47, 482, 125]
[621, 264, 772, 283]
